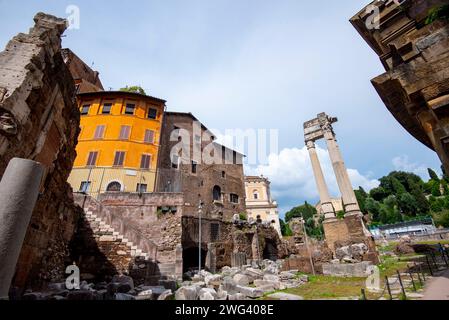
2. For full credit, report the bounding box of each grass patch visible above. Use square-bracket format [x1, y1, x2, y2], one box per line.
[275, 275, 371, 300]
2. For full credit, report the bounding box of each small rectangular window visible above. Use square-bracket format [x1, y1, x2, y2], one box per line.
[140, 154, 152, 170]
[148, 108, 158, 119]
[144, 130, 155, 144]
[102, 103, 112, 114]
[113, 151, 125, 167]
[233, 151, 237, 164]
[125, 103, 136, 115]
[230, 193, 239, 204]
[136, 183, 148, 193]
[94, 125, 105, 139]
[86, 151, 98, 166]
[210, 223, 220, 242]
[119, 126, 131, 140]
[194, 135, 201, 143]
[172, 154, 179, 169]
[81, 105, 90, 115]
[79, 181, 91, 193]
[192, 161, 197, 174]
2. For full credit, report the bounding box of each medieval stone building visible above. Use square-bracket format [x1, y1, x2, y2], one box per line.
[351, 0, 449, 172]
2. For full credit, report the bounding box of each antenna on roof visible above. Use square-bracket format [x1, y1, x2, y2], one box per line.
[91, 62, 95, 68]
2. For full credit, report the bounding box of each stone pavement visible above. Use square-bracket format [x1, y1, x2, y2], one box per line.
[421, 269, 449, 300]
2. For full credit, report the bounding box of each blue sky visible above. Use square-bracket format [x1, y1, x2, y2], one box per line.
[0, 0, 442, 217]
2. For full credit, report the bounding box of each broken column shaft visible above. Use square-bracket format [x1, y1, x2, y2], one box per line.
[0, 158, 43, 299]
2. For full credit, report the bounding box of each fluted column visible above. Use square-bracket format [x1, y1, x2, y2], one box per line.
[322, 128, 361, 216]
[306, 141, 335, 219]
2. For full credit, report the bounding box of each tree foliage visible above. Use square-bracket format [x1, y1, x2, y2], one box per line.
[120, 85, 147, 95]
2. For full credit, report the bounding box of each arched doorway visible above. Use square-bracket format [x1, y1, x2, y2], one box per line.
[263, 239, 278, 261]
[106, 181, 122, 192]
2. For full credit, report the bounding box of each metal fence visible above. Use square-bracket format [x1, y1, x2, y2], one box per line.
[362, 246, 449, 300]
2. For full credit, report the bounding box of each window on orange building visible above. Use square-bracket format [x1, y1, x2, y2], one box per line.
[102, 103, 112, 114]
[113, 151, 125, 167]
[81, 104, 90, 115]
[140, 154, 152, 170]
[119, 126, 131, 140]
[86, 151, 98, 166]
[94, 125, 105, 139]
[144, 129, 155, 144]
[148, 108, 158, 120]
[125, 103, 136, 115]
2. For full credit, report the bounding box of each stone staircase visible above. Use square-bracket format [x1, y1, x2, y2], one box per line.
[84, 210, 151, 261]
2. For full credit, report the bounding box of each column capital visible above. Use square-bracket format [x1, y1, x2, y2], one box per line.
[306, 140, 315, 150]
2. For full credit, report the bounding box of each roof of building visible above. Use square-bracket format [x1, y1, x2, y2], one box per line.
[245, 175, 270, 183]
[77, 90, 167, 104]
[62, 48, 104, 91]
[165, 111, 245, 156]
[370, 218, 434, 231]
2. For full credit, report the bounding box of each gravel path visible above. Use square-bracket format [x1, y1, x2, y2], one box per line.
[421, 269, 449, 300]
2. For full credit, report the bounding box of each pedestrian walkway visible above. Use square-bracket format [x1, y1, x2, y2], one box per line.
[421, 269, 449, 300]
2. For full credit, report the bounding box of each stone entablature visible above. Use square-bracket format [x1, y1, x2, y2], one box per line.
[351, 0, 449, 173]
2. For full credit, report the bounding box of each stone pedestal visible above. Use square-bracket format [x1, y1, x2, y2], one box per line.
[322, 218, 350, 253]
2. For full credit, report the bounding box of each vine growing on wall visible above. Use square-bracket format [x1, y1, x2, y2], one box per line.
[425, 4, 449, 25]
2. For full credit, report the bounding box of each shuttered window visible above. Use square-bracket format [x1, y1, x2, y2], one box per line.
[140, 154, 152, 170]
[94, 125, 105, 139]
[144, 130, 155, 144]
[86, 151, 98, 166]
[113, 151, 125, 167]
[119, 126, 131, 140]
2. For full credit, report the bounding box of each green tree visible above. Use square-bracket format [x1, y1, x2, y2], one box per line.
[431, 181, 442, 197]
[428, 168, 440, 181]
[391, 177, 407, 195]
[365, 197, 381, 222]
[411, 188, 430, 214]
[397, 192, 418, 216]
[284, 202, 323, 239]
[355, 187, 368, 214]
[120, 85, 146, 95]
[279, 219, 293, 237]
[370, 187, 388, 202]
[433, 209, 449, 228]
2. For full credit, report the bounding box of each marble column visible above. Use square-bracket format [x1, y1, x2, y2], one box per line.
[306, 141, 335, 219]
[322, 127, 361, 216]
[0, 158, 44, 299]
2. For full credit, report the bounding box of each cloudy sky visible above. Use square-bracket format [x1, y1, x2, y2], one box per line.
[0, 0, 442, 217]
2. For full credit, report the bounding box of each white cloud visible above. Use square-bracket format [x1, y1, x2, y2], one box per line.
[392, 155, 436, 180]
[245, 146, 380, 216]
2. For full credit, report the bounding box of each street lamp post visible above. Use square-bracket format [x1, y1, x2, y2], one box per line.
[198, 200, 203, 274]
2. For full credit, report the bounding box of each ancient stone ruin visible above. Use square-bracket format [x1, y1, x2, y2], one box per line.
[0, 13, 82, 293]
[304, 113, 379, 264]
[351, 0, 449, 173]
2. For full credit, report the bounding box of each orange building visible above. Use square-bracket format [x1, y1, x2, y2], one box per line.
[67, 91, 166, 197]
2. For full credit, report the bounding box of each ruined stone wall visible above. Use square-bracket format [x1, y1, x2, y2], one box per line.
[0, 13, 82, 291]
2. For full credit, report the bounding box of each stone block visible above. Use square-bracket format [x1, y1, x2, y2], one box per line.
[233, 274, 250, 286]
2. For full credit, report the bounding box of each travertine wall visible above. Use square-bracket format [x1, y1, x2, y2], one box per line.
[0, 13, 82, 291]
